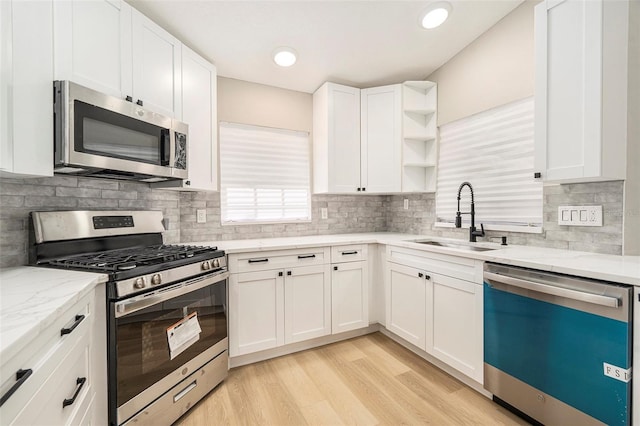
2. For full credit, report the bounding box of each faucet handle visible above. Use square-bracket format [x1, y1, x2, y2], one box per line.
[472, 223, 485, 237]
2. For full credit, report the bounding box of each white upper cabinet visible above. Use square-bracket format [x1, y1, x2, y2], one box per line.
[131, 8, 181, 118]
[53, 0, 132, 100]
[534, 0, 629, 183]
[1, 0, 54, 178]
[154, 46, 218, 191]
[313, 82, 402, 194]
[54, 0, 182, 118]
[313, 82, 361, 193]
[361, 85, 402, 193]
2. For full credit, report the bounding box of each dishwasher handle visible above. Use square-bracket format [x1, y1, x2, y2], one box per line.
[484, 271, 620, 308]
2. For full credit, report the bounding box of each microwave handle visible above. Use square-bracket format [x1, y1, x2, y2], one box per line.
[161, 129, 171, 166]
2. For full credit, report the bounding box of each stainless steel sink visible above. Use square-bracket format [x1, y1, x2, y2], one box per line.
[413, 240, 497, 252]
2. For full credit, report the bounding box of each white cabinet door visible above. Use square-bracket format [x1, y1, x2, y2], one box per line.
[386, 262, 426, 350]
[229, 270, 284, 356]
[179, 46, 217, 191]
[131, 8, 181, 118]
[534, 0, 628, 183]
[331, 261, 369, 334]
[284, 264, 331, 344]
[430, 274, 483, 383]
[53, 0, 132, 99]
[361, 85, 402, 193]
[313, 82, 361, 193]
[0, 0, 53, 178]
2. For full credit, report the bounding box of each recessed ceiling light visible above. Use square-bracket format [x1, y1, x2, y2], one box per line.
[273, 47, 297, 67]
[420, 2, 452, 29]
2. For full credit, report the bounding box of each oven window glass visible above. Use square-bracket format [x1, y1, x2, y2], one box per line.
[75, 100, 170, 166]
[114, 279, 226, 407]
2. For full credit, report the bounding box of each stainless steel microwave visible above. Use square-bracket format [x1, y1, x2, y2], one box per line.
[53, 80, 188, 182]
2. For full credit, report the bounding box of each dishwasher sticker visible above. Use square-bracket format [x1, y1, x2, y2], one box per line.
[167, 312, 201, 360]
[603, 362, 631, 383]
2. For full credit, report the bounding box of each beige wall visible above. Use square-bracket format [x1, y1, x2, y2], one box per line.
[217, 76, 312, 132]
[427, 0, 540, 126]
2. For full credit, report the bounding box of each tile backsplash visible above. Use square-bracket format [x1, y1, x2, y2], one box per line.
[0, 176, 625, 268]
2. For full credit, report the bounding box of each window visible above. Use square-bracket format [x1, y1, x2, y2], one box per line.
[219, 122, 311, 224]
[435, 97, 542, 232]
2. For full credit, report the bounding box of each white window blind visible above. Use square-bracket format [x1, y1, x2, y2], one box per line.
[435, 97, 542, 232]
[219, 122, 311, 224]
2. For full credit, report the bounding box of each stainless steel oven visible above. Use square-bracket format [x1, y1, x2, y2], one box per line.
[110, 269, 228, 425]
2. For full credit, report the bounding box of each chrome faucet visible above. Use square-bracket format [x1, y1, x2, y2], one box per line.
[455, 181, 485, 242]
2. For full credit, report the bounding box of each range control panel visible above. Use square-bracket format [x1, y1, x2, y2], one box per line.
[93, 215, 135, 229]
[557, 205, 603, 227]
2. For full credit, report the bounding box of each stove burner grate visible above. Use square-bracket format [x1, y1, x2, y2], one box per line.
[46, 244, 219, 272]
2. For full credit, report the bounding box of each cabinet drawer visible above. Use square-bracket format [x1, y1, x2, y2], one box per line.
[13, 332, 92, 425]
[229, 247, 330, 273]
[0, 293, 93, 422]
[331, 244, 367, 263]
[387, 245, 482, 283]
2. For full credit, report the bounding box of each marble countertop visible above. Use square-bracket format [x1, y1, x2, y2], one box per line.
[0, 267, 107, 362]
[195, 233, 640, 286]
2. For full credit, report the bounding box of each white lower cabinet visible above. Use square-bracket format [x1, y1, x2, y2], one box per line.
[229, 269, 284, 356]
[284, 264, 331, 344]
[386, 245, 484, 383]
[332, 260, 369, 334]
[431, 274, 483, 383]
[0, 283, 107, 425]
[228, 248, 332, 357]
[386, 262, 427, 350]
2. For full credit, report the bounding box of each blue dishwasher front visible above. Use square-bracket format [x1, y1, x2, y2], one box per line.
[483, 263, 632, 426]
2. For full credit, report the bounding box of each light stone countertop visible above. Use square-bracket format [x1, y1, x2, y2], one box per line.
[2, 232, 639, 365]
[0, 267, 107, 362]
[193, 232, 640, 286]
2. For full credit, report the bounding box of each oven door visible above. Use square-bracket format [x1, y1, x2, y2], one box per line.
[109, 271, 228, 425]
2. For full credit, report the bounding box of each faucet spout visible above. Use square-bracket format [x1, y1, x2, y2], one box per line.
[455, 182, 484, 242]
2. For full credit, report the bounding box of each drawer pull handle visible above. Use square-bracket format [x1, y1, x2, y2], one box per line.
[297, 254, 316, 259]
[341, 251, 358, 255]
[61, 314, 85, 336]
[0, 369, 33, 407]
[248, 258, 269, 264]
[62, 377, 86, 408]
[174, 380, 197, 403]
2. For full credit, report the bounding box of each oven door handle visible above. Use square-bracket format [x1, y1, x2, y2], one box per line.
[484, 271, 620, 308]
[115, 271, 229, 318]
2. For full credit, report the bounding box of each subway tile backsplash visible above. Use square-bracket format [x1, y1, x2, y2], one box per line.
[0, 177, 625, 267]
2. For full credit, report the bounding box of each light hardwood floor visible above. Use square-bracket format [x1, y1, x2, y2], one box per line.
[176, 333, 529, 425]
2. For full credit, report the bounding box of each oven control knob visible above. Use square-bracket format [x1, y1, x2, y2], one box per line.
[151, 274, 162, 285]
[133, 277, 146, 289]
[201, 261, 211, 270]
[213, 259, 220, 268]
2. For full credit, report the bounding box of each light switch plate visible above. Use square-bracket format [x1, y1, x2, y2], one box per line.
[558, 205, 602, 227]
[196, 209, 207, 223]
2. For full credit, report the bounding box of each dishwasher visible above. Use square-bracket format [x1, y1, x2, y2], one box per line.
[483, 262, 632, 425]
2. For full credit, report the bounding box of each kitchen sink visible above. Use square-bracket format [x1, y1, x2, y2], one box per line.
[413, 240, 497, 252]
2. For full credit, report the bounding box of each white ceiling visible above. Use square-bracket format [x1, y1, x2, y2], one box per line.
[127, 0, 523, 94]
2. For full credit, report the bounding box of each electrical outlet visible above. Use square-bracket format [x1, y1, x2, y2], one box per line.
[321, 208, 328, 219]
[196, 209, 207, 223]
[558, 205, 602, 227]
[403, 199, 409, 210]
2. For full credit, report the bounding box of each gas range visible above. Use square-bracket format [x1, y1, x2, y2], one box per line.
[30, 210, 226, 299]
[29, 210, 229, 425]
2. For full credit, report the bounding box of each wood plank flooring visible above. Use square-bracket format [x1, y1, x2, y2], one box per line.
[176, 333, 529, 425]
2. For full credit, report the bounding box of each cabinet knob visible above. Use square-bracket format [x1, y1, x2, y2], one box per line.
[534, 172, 542, 179]
[185, 180, 191, 186]
[125, 95, 133, 102]
[418, 272, 424, 278]
[362, 187, 366, 192]
[136, 99, 144, 106]
[287, 271, 292, 276]
[357, 187, 361, 192]
[333, 266, 338, 271]
[425, 275, 431, 280]
[278, 271, 283, 277]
